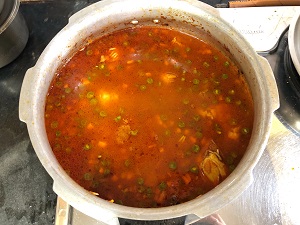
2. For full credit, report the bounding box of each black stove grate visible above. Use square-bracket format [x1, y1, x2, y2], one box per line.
[266, 29, 300, 135]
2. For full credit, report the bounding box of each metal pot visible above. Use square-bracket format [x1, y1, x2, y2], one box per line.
[19, 0, 279, 224]
[0, 0, 29, 68]
[288, 12, 300, 75]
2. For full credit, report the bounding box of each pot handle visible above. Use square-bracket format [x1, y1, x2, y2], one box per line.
[257, 55, 280, 112]
[53, 182, 120, 225]
[186, 0, 220, 17]
[19, 67, 34, 123]
[55, 196, 71, 225]
[188, 171, 253, 221]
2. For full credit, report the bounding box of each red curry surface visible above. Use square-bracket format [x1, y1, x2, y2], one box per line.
[45, 26, 254, 208]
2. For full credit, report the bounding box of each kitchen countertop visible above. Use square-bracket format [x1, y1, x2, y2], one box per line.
[0, 1, 300, 225]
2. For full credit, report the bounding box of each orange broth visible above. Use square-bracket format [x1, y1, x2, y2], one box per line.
[45, 26, 254, 208]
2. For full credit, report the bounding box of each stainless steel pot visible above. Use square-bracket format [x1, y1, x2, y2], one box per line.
[19, 0, 279, 224]
[0, 0, 29, 68]
[289, 12, 300, 75]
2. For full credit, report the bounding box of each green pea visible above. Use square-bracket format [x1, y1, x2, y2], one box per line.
[203, 62, 210, 68]
[84, 172, 92, 181]
[54, 101, 61, 107]
[193, 115, 200, 122]
[196, 131, 203, 139]
[193, 79, 200, 85]
[65, 87, 72, 94]
[192, 144, 200, 153]
[236, 100, 242, 105]
[90, 98, 98, 105]
[178, 121, 185, 128]
[186, 59, 192, 65]
[228, 89, 235, 95]
[124, 159, 131, 167]
[241, 127, 250, 135]
[51, 121, 58, 129]
[147, 78, 154, 84]
[182, 99, 189, 105]
[137, 177, 144, 185]
[119, 107, 125, 114]
[172, 48, 178, 53]
[229, 164, 236, 172]
[98, 63, 106, 70]
[86, 91, 94, 99]
[79, 119, 87, 128]
[212, 79, 220, 85]
[46, 105, 53, 111]
[225, 96, 231, 103]
[186, 47, 191, 52]
[86, 49, 93, 56]
[215, 123, 222, 134]
[146, 187, 153, 197]
[55, 131, 61, 137]
[53, 143, 61, 151]
[101, 159, 110, 167]
[226, 155, 234, 165]
[55, 81, 62, 87]
[213, 89, 221, 95]
[224, 61, 230, 67]
[138, 186, 146, 193]
[222, 73, 228, 79]
[165, 129, 171, 136]
[158, 181, 167, 191]
[92, 181, 99, 188]
[190, 166, 199, 174]
[173, 63, 180, 70]
[140, 85, 147, 91]
[114, 115, 121, 122]
[169, 161, 177, 170]
[104, 168, 111, 176]
[99, 111, 107, 117]
[84, 144, 92, 151]
[230, 118, 237, 126]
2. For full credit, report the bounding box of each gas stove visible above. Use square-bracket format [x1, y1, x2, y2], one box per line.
[62, 6, 300, 225]
[0, 2, 300, 225]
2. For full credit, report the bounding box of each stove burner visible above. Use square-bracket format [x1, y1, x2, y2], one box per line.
[265, 29, 300, 135]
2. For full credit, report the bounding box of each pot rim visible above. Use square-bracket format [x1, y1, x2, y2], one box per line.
[19, 0, 278, 222]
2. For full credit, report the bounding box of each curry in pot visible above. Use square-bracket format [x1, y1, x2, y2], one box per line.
[45, 26, 254, 207]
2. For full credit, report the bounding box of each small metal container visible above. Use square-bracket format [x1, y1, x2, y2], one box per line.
[0, 0, 29, 68]
[289, 12, 300, 75]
